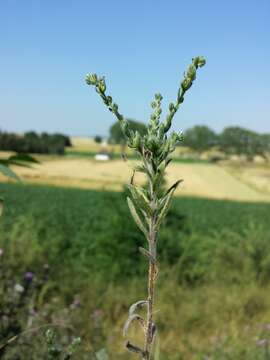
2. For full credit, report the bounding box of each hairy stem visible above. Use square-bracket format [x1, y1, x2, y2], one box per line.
[143, 210, 157, 359]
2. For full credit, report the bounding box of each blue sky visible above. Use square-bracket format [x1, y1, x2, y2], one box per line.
[0, 0, 269, 136]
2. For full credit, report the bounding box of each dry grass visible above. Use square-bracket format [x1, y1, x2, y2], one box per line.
[69, 136, 134, 155]
[1, 156, 269, 202]
[225, 163, 270, 196]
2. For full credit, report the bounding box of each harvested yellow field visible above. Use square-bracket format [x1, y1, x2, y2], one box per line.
[69, 137, 102, 152]
[225, 164, 270, 196]
[69, 137, 134, 155]
[2, 157, 270, 202]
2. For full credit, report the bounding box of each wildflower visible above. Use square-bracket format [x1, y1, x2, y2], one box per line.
[0, 248, 3, 257]
[24, 271, 34, 282]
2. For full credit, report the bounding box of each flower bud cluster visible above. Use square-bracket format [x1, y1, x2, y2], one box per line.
[85, 73, 131, 141]
[86, 56, 205, 173]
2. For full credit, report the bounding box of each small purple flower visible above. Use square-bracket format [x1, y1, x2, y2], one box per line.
[24, 272, 34, 282]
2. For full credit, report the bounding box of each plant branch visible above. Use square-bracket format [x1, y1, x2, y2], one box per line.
[85, 56, 206, 359]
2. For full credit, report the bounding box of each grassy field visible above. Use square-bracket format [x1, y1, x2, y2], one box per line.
[1, 182, 270, 358]
[1, 139, 270, 358]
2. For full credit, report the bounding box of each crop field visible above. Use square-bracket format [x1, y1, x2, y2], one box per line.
[1, 155, 269, 202]
[1, 182, 270, 358]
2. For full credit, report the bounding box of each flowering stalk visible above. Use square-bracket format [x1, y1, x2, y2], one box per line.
[85, 56, 206, 359]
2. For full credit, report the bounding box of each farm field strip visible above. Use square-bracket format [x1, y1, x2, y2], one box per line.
[1, 156, 269, 202]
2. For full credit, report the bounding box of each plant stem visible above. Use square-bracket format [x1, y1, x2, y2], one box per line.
[143, 218, 157, 359]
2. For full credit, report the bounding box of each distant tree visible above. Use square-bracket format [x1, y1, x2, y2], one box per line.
[109, 119, 147, 145]
[261, 134, 270, 153]
[0, 131, 71, 155]
[183, 125, 218, 151]
[220, 126, 266, 159]
[94, 135, 102, 143]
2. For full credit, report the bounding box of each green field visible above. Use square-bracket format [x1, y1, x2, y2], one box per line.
[1, 183, 270, 358]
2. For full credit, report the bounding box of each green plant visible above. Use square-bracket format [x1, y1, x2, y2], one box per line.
[0, 153, 38, 215]
[45, 329, 81, 359]
[86, 56, 206, 359]
[0, 153, 38, 181]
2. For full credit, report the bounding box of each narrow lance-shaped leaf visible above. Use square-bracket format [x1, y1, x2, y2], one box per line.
[123, 313, 145, 336]
[128, 184, 152, 216]
[139, 247, 156, 263]
[0, 164, 20, 181]
[127, 197, 148, 238]
[126, 341, 146, 356]
[164, 179, 183, 196]
[156, 180, 183, 229]
[9, 154, 39, 164]
[129, 300, 148, 316]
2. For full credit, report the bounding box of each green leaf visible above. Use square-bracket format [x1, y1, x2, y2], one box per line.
[139, 247, 155, 263]
[9, 154, 39, 164]
[128, 184, 152, 216]
[165, 179, 183, 196]
[128, 300, 148, 316]
[156, 180, 183, 229]
[127, 197, 148, 238]
[126, 341, 145, 356]
[123, 313, 145, 336]
[0, 164, 20, 181]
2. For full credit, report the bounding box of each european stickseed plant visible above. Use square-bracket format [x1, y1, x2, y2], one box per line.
[86, 56, 206, 359]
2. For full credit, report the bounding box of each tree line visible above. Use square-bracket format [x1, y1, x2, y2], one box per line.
[0, 131, 72, 155]
[106, 120, 270, 159]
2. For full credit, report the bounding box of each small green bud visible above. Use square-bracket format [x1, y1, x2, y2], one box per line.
[159, 123, 165, 139]
[132, 131, 141, 148]
[155, 93, 163, 101]
[169, 103, 175, 112]
[163, 117, 172, 133]
[107, 96, 112, 105]
[151, 114, 156, 121]
[177, 131, 184, 142]
[146, 135, 159, 153]
[151, 101, 157, 109]
[85, 73, 98, 85]
[181, 78, 192, 91]
[186, 64, 196, 81]
[98, 78, 106, 93]
[112, 103, 118, 112]
[193, 56, 206, 68]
